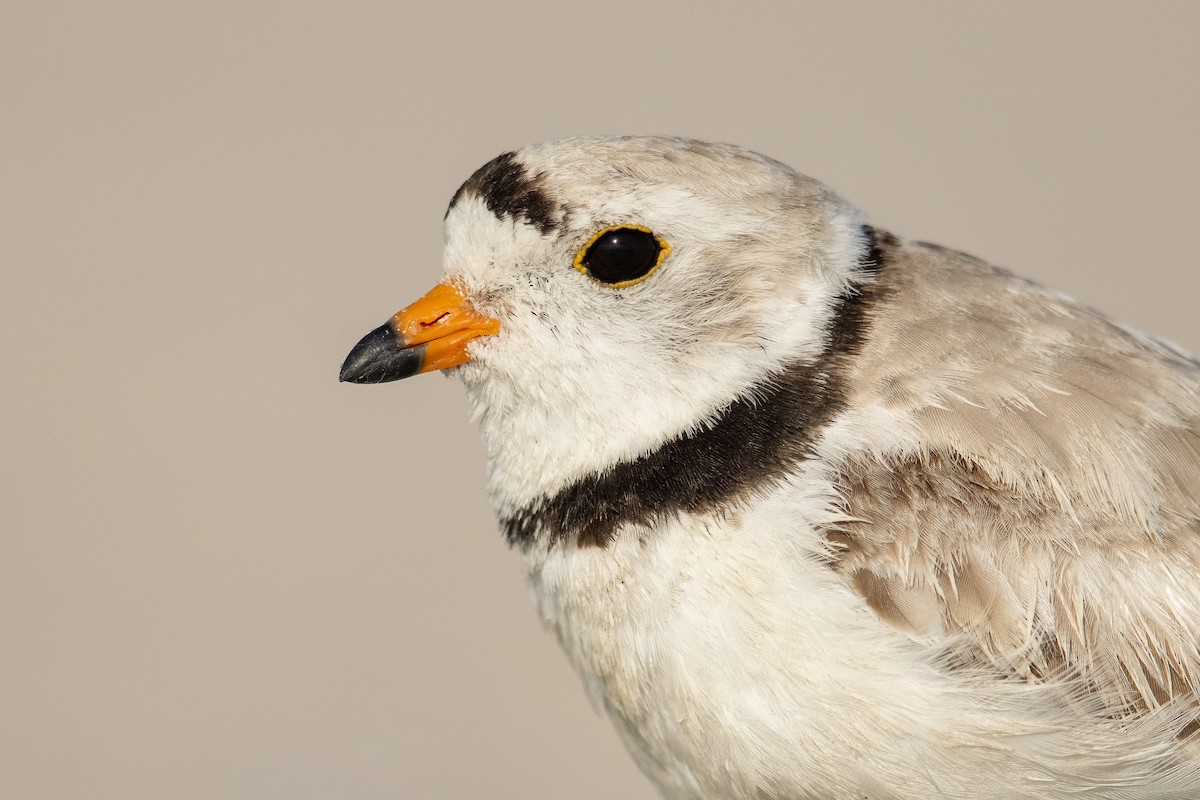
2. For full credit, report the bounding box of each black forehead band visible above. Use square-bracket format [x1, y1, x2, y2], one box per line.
[447, 152, 558, 235]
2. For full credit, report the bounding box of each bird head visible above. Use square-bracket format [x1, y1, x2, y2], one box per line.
[341, 137, 873, 519]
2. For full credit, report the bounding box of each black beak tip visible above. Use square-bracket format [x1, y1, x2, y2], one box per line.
[339, 324, 423, 384]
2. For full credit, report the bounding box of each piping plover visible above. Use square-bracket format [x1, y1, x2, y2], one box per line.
[342, 137, 1200, 799]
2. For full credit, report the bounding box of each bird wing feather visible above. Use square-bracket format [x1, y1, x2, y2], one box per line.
[830, 237, 1200, 713]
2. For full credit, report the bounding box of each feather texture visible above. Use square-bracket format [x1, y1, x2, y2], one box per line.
[830, 237, 1200, 717]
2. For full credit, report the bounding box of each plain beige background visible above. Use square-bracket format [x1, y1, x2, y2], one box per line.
[3, 2, 1198, 798]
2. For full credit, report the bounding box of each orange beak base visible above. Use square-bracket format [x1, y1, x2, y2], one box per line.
[339, 283, 500, 384]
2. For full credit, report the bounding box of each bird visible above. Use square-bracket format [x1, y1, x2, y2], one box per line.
[340, 136, 1200, 799]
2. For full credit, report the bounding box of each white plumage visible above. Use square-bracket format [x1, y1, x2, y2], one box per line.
[342, 136, 1200, 799]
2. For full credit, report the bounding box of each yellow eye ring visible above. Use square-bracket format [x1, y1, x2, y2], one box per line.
[572, 225, 672, 288]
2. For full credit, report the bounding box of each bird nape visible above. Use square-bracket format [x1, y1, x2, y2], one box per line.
[342, 136, 1200, 800]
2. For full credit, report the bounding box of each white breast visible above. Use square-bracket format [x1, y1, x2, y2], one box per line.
[521, 467, 1200, 800]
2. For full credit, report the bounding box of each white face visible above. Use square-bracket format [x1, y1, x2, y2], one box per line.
[439, 137, 868, 515]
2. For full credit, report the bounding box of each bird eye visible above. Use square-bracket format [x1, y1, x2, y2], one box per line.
[574, 225, 671, 287]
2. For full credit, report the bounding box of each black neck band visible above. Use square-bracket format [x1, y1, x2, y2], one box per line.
[501, 225, 893, 549]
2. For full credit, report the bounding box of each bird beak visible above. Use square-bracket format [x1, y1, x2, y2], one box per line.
[339, 283, 501, 383]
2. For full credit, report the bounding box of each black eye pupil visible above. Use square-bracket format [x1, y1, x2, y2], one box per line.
[582, 227, 662, 284]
